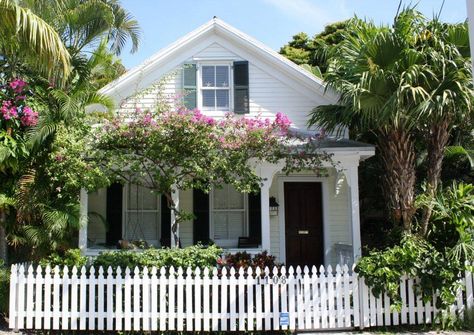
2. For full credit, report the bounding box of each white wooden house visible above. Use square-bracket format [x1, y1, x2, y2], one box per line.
[78, 18, 375, 266]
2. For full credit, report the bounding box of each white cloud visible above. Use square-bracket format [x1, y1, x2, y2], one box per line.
[261, 0, 341, 27]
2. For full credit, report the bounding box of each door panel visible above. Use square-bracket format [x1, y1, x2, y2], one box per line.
[284, 182, 324, 267]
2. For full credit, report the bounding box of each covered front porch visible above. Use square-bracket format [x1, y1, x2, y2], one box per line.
[78, 143, 374, 266]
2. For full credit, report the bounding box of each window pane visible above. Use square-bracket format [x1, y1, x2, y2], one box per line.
[227, 212, 245, 238]
[183, 64, 196, 87]
[202, 66, 215, 87]
[213, 212, 228, 239]
[216, 66, 229, 87]
[183, 89, 196, 109]
[202, 90, 215, 108]
[216, 90, 229, 109]
[228, 187, 244, 209]
[142, 187, 157, 210]
[128, 184, 141, 210]
[213, 186, 228, 209]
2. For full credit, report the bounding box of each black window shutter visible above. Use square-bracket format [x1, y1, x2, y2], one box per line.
[106, 183, 123, 246]
[248, 191, 262, 245]
[160, 195, 171, 248]
[183, 64, 197, 109]
[193, 188, 210, 244]
[233, 61, 249, 114]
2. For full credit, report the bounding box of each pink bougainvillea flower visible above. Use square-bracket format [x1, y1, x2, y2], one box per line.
[1, 101, 18, 120]
[9, 78, 27, 93]
[20, 106, 39, 126]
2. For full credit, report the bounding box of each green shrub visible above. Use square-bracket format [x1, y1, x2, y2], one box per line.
[0, 260, 10, 316]
[39, 249, 87, 269]
[93, 244, 223, 270]
[355, 234, 464, 312]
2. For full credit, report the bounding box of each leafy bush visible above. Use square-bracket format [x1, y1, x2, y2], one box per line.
[0, 260, 9, 316]
[355, 234, 464, 312]
[221, 251, 280, 270]
[93, 244, 222, 270]
[39, 249, 87, 269]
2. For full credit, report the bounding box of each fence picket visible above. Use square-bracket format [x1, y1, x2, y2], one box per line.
[150, 267, 158, 331]
[295, 266, 304, 329]
[159, 267, 167, 331]
[264, 267, 271, 329]
[311, 266, 320, 329]
[342, 265, 351, 328]
[35, 266, 43, 329]
[335, 265, 343, 328]
[7, 263, 474, 333]
[52, 266, 61, 329]
[70, 267, 78, 330]
[195, 267, 202, 331]
[185, 267, 193, 331]
[238, 267, 246, 331]
[203, 268, 211, 332]
[211, 268, 219, 331]
[79, 267, 87, 330]
[303, 266, 312, 329]
[97, 267, 105, 330]
[176, 267, 184, 331]
[88, 267, 96, 330]
[221, 267, 228, 331]
[287, 267, 295, 330]
[247, 267, 255, 331]
[229, 267, 237, 331]
[115, 267, 123, 331]
[320, 265, 328, 329]
[142, 267, 150, 331]
[123, 267, 132, 331]
[26, 265, 35, 329]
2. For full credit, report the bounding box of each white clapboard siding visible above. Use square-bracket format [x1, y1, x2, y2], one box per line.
[8, 263, 473, 332]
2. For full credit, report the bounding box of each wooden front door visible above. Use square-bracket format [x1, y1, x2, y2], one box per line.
[284, 182, 324, 267]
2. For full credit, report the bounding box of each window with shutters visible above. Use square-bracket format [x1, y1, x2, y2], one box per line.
[123, 183, 161, 247]
[199, 64, 231, 111]
[210, 184, 248, 248]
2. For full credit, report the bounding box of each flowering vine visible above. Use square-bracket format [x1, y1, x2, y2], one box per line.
[0, 78, 39, 132]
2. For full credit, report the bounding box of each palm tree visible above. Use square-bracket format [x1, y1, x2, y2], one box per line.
[0, 0, 71, 78]
[309, 10, 430, 232]
[20, 0, 141, 57]
[415, 21, 473, 235]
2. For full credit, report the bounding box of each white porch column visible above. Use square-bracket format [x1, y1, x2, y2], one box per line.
[170, 185, 180, 248]
[258, 164, 281, 252]
[260, 178, 271, 251]
[78, 188, 88, 254]
[466, 0, 474, 77]
[343, 161, 362, 262]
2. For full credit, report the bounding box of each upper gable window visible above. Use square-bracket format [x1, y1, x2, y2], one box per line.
[182, 61, 249, 114]
[201, 65, 230, 111]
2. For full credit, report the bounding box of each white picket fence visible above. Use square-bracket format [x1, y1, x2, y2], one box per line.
[8, 263, 474, 332]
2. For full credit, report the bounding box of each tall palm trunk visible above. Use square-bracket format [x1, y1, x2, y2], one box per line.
[377, 129, 417, 232]
[420, 119, 451, 236]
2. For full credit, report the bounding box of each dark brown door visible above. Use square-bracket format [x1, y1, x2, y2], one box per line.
[284, 182, 324, 267]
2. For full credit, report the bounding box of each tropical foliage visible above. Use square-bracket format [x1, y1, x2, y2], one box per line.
[307, 9, 473, 234]
[0, 0, 139, 260]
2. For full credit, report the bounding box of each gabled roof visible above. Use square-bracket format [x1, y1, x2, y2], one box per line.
[100, 17, 339, 105]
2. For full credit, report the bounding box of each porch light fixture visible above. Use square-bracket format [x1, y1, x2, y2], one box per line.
[269, 197, 279, 216]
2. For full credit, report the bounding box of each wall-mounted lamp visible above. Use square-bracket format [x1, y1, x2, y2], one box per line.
[269, 196, 279, 216]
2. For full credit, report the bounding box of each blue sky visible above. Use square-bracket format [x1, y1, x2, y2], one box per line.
[119, 0, 468, 69]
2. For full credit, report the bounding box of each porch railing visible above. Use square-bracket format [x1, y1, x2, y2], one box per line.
[8, 263, 474, 332]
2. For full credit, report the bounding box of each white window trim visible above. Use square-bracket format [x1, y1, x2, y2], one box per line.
[197, 61, 234, 113]
[122, 183, 161, 246]
[209, 185, 249, 248]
